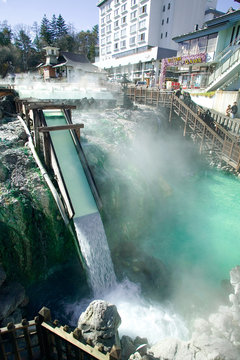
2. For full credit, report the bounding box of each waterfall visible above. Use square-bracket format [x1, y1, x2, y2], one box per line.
[73, 212, 117, 297]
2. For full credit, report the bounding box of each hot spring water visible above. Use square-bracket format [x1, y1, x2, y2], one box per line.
[69, 106, 240, 342]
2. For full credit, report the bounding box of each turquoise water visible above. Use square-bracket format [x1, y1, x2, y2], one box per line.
[72, 107, 240, 316]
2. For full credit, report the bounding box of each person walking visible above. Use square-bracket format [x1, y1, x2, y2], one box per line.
[231, 102, 238, 118]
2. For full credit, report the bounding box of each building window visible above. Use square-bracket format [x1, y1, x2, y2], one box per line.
[121, 28, 127, 37]
[167, 17, 169, 24]
[139, 19, 146, 29]
[106, 35, 111, 43]
[122, 16, 127, 24]
[168, 3, 170, 9]
[161, 33, 163, 39]
[101, 38, 105, 45]
[106, 24, 111, 32]
[114, 9, 119, 16]
[114, 20, 119, 28]
[114, 43, 119, 50]
[162, 19, 164, 25]
[163, 5, 165, 12]
[114, 31, 119, 40]
[130, 36, 135, 45]
[120, 40, 126, 48]
[101, 28, 105, 36]
[121, 3, 127, 12]
[138, 33, 145, 41]
[141, 5, 147, 14]
[106, 14, 111, 22]
[101, 48, 105, 55]
[131, 10, 137, 20]
[101, 17, 105, 25]
[106, 45, 111, 53]
[131, 0, 137, 6]
[130, 24, 137, 33]
[114, 0, 120, 4]
[165, 32, 167, 37]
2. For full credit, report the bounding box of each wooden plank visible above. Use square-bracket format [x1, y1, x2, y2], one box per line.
[38, 124, 84, 132]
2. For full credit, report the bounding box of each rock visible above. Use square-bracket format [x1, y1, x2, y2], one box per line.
[121, 335, 136, 360]
[0, 265, 6, 287]
[1, 308, 23, 327]
[0, 282, 26, 321]
[78, 300, 121, 351]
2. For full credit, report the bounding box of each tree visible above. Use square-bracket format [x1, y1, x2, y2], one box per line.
[40, 15, 52, 45]
[50, 14, 57, 43]
[0, 22, 12, 46]
[56, 14, 68, 39]
[14, 28, 33, 70]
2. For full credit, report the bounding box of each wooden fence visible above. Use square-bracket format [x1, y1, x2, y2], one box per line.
[127, 87, 240, 171]
[0, 307, 121, 360]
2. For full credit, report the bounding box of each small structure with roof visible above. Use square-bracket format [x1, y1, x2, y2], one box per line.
[40, 47, 105, 83]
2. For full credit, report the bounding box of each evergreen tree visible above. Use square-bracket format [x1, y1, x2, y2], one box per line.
[40, 15, 52, 45]
[50, 14, 57, 43]
[14, 29, 33, 70]
[56, 14, 68, 38]
[0, 22, 12, 46]
[32, 21, 41, 51]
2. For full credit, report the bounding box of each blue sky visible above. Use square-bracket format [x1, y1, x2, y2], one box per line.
[0, 0, 239, 32]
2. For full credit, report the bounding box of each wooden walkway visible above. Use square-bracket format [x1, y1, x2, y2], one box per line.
[0, 307, 121, 360]
[127, 87, 240, 172]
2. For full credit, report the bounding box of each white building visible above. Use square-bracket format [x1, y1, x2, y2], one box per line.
[96, 0, 218, 85]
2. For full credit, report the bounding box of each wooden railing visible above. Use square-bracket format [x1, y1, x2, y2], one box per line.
[127, 87, 240, 171]
[127, 86, 172, 107]
[0, 307, 121, 360]
[170, 96, 240, 169]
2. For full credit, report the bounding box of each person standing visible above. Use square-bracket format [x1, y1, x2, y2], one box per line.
[226, 105, 231, 117]
[231, 102, 238, 118]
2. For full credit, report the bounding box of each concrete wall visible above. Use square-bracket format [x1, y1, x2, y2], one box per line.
[191, 90, 240, 117]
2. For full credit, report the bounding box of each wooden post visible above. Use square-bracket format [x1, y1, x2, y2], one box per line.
[7, 323, 21, 360]
[43, 132, 51, 169]
[0, 330, 7, 360]
[169, 97, 173, 123]
[38, 307, 52, 359]
[200, 125, 206, 154]
[21, 319, 33, 359]
[145, 88, 147, 105]
[110, 345, 121, 360]
[183, 110, 189, 136]
[32, 109, 41, 152]
[134, 87, 136, 103]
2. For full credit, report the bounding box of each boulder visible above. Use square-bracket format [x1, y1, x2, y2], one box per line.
[78, 300, 121, 351]
[0, 265, 6, 287]
[0, 282, 26, 321]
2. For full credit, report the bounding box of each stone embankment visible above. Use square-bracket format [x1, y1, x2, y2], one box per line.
[0, 116, 76, 324]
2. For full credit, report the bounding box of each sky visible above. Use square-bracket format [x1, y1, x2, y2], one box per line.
[0, 0, 239, 33]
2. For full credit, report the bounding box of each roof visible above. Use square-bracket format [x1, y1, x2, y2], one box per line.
[97, 0, 108, 7]
[54, 52, 100, 73]
[173, 8, 240, 42]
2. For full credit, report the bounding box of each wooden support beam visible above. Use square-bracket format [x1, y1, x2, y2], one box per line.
[38, 124, 84, 132]
[27, 103, 76, 110]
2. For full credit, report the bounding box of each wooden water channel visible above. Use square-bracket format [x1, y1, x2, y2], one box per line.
[0, 307, 120, 360]
[127, 86, 240, 171]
